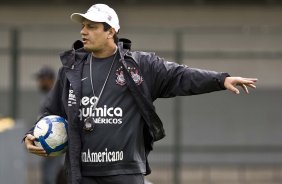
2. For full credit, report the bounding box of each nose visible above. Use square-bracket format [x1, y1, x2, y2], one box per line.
[80, 26, 87, 35]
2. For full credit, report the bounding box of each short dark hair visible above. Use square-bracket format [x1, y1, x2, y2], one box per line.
[102, 22, 119, 45]
[35, 66, 55, 80]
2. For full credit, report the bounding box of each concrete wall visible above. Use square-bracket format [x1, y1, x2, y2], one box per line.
[1, 5, 282, 26]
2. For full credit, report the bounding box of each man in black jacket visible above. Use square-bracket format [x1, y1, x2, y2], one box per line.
[24, 4, 257, 184]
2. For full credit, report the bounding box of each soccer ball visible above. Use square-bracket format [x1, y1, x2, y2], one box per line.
[33, 115, 68, 156]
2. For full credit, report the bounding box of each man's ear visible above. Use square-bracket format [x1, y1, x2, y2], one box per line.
[107, 28, 116, 39]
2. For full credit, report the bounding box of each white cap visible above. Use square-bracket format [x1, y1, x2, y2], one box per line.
[70, 4, 120, 32]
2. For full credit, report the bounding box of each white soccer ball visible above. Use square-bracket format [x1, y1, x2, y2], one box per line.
[33, 115, 68, 156]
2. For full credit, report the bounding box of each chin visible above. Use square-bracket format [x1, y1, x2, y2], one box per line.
[83, 46, 92, 52]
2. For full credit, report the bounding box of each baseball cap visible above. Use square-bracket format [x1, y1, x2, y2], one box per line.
[35, 66, 55, 79]
[70, 4, 120, 32]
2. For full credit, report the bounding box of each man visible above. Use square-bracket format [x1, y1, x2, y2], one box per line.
[35, 66, 55, 94]
[34, 66, 65, 184]
[24, 4, 257, 184]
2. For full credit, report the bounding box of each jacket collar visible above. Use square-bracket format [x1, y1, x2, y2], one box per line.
[60, 39, 132, 68]
[60, 40, 88, 69]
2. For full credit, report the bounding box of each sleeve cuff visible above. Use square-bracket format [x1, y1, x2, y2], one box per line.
[219, 72, 230, 89]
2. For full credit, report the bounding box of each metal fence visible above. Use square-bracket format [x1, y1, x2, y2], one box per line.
[1, 25, 282, 184]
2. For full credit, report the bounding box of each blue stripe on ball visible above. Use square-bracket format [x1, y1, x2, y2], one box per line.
[38, 116, 68, 155]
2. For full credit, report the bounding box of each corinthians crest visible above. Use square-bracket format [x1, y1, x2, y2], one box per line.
[116, 66, 143, 86]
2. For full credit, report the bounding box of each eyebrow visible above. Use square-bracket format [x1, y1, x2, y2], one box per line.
[82, 20, 100, 25]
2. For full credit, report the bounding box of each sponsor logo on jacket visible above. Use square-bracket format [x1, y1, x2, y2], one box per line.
[68, 84, 77, 107]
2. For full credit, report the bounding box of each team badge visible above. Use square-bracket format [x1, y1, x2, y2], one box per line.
[116, 68, 126, 86]
[115, 66, 143, 86]
[130, 67, 143, 85]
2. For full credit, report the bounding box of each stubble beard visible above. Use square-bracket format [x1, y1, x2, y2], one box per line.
[84, 45, 100, 53]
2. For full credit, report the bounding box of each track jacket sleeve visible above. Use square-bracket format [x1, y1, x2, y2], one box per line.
[139, 52, 230, 100]
[40, 67, 67, 118]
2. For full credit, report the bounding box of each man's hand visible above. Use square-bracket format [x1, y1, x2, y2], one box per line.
[224, 77, 258, 94]
[24, 134, 47, 157]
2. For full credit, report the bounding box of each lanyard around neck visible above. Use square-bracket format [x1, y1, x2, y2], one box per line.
[89, 51, 117, 110]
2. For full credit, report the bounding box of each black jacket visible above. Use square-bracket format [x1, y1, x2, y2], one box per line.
[28, 39, 229, 184]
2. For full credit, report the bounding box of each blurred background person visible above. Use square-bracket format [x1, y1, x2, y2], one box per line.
[35, 66, 55, 96]
[34, 66, 65, 184]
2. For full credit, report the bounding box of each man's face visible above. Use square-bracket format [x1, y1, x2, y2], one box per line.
[37, 77, 54, 94]
[80, 20, 110, 53]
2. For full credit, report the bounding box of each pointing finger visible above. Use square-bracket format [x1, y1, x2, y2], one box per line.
[241, 84, 249, 94]
[246, 83, 257, 89]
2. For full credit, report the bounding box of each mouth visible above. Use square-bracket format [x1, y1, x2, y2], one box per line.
[82, 38, 89, 44]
